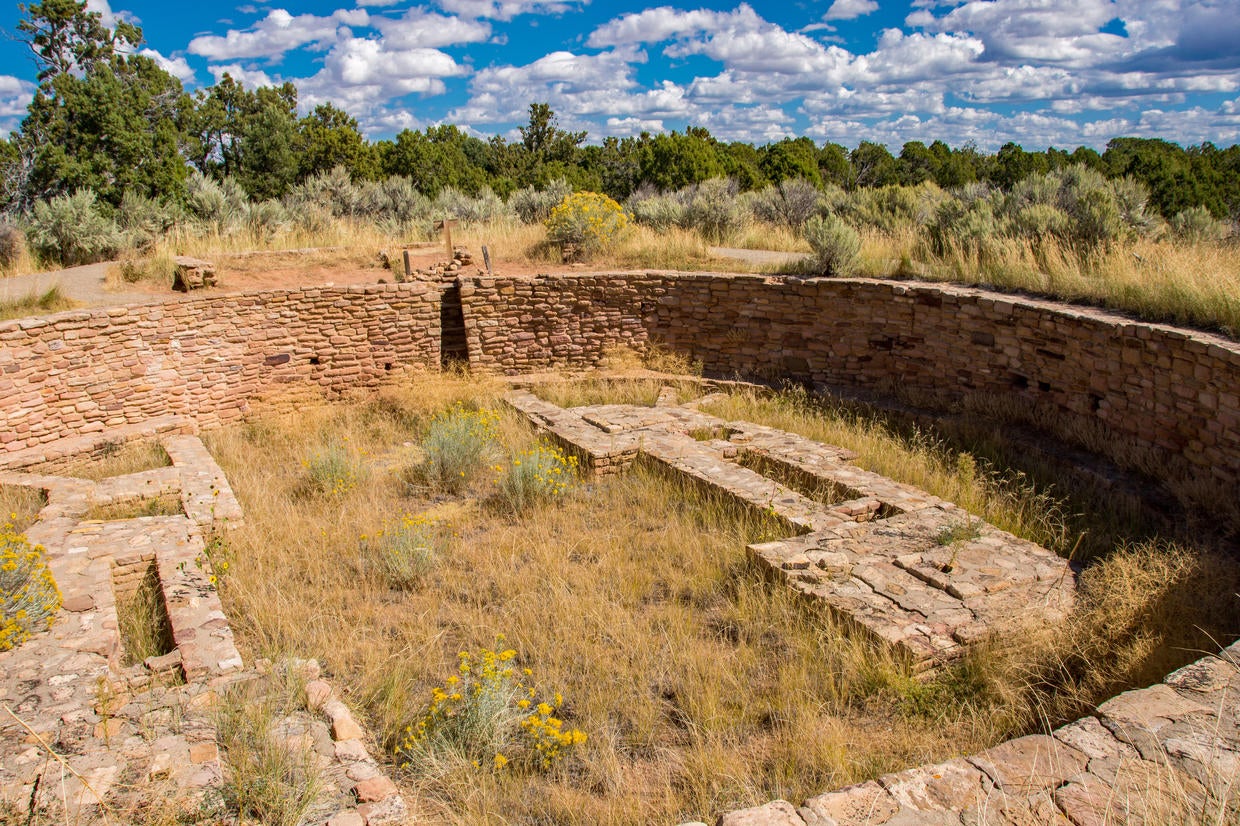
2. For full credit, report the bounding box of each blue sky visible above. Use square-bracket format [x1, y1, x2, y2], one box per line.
[1, 0, 1238, 149]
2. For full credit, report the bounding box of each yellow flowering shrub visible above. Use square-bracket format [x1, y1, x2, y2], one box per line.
[397, 637, 586, 773]
[302, 439, 362, 497]
[1, 517, 61, 652]
[360, 513, 443, 589]
[494, 443, 579, 513]
[422, 405, 500, 494]
[544, 191, 629, 261]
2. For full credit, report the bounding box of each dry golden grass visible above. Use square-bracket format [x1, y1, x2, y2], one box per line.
[200, 375, 1015, 824]
[198, 373, 1240, 824]
[0, 285, 78, 321]
[698, 386, 1071, 553]
[38, 439, 171, 481]
[0, 485, 46, 534]
[849, 227, 1240, 338]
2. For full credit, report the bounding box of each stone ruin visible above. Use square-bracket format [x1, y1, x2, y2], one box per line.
[0, 419, 406, 824]
[0, 270, 1237, 825]
[170, 256, 217, 292]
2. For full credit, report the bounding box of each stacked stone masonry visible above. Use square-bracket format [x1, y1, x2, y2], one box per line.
[716, 639, 1240, 826]
[459, 274, 1240, 498]
[2, 271, 1239, 825]
[505, 388, 1075, 671]
[0, 283, 441, 453]
[0, 423, 405, 824]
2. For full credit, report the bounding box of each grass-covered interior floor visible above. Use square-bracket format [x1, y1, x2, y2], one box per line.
[201, 373, 1240, 825]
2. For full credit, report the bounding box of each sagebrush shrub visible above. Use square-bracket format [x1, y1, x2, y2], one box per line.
[803, 213, 861, 277]
[748, 178, 821, 229]
[681, 177, 747, 242]
[0, 223, 25, 269]
[1170, 205, 1229, 243]
[117, 190, 176, 251]
[545, 191, 629, 261]
[422, 406, 499, 493]
[628, 193, 685, 231]
[247, 199, 290, 242]
[1, 520, 62, 652]
[435, 186, 512, 224]
[186, 171, 248, 234]
[510, 178, 573, 224]
[27, 189, 123, 266]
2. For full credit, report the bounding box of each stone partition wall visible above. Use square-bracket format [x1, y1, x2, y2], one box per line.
[460, 273, 1240, 495]
[0, 283, 441, 454]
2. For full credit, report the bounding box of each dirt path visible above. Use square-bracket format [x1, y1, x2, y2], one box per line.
[0, 262, 159, 308]
[708, 246, 810, 268]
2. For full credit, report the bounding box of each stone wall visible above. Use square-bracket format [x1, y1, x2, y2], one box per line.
[2, 273, 1236, 498]
[0, 283, 441, 453]
[460, 273, 1240, 495]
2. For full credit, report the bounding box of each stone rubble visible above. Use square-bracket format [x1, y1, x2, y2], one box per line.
[0, 424, 405, 825]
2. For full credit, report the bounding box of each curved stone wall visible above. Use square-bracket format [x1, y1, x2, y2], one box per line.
[1, 273, 1237, 503]
[459, 273, 1240, 499]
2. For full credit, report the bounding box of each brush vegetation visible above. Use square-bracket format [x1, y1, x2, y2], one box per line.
[198, 373, 1240, 824]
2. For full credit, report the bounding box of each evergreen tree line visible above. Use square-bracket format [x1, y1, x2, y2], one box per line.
[3, 0, 1240, 225]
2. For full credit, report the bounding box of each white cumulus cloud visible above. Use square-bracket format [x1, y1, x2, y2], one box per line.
[188, 8, 370, 62]
[823, 0, 878, 21]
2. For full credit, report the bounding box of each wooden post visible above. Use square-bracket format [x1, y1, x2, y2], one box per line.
[481, 245, 492, 276]
[434, 219, 458, 258]
[403, 249, 412, 282]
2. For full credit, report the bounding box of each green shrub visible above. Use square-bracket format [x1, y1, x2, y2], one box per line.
[422, 405, 499, 493]
[495, 443, 579, 512]
[803, 213, 861, 277]
[628, 192, 685, 231]
[681, 177, 747, 242]
[1, 520, 62, 652]
[117, 190, 176, 251]
[1170, 205, 1229, 243]
[748, 178, 821, 229]
[397, 640, 586, 773]
[0, 223, 25, 269]
[27, 189, 123, 266]
[360, 514, 443, 589]
[510, 178, 573, 224]
[544, 191, 629, 261]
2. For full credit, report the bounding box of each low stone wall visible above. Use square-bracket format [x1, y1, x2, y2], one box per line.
[0, 284, 441, 453]
[460, 273, 1240, 496]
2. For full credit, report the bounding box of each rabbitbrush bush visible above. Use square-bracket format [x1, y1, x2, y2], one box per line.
[397, 639, 586, 774]
[494, 443, 579, 513]
[360, 514, 444, 589]
[1, 519, 62, 652]
[545, 191, 629, 260]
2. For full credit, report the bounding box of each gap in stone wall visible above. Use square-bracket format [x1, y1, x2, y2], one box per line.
[111, 554, 178, 673]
